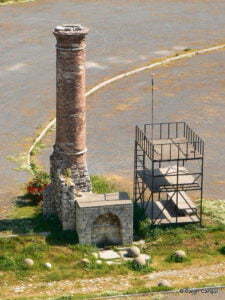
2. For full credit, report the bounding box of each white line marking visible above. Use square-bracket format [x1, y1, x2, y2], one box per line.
[27, 43, 225, 169]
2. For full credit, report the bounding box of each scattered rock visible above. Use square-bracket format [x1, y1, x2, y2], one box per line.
[127, 246, 140, 258]
[106, 261, 113, 265]
[99, 250, 120, 260]
[174, 250, 187, 258]
[92, 252, 98, 259]
[133, 240, 145, 246]
[133, 255, 146, 266]
[24, 258, 34, 267]
[44, 262, 52, 269]
[96, 260, 102, 265]
[81, 258, 90, 265]
[118, 250, 133, 261]
[141, 253, 151, 262]
[157, 279, 171, 287]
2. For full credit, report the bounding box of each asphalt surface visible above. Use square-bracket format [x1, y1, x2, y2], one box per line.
[39, 49, 225, 200]
[1, 0, 225, 210]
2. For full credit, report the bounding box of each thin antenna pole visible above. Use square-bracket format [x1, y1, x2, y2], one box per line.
[151, 74, 154, 141]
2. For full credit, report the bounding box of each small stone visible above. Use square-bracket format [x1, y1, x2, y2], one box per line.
[106, 261, 113, 265]
[133, 255, 146, 266]
[81, 258, 90, 265]
[133, 240, 145, 246]
[99, 250, 120, 260]
[44, 262, 52, 269]
[127, 246, 141, 258]
[92, 252, 98, 259]
[141, 253, 151, 261]
[158, 279, 171, 287]
[96, 260, 102, 265]
[174, 250, 186, 258]
[24, 258, 34, 267]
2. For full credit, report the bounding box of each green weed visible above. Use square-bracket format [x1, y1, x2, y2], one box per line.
[166, 253, 190, 263]
[219, 245, 225, 255]
[90, 175, 117, 194]
[127, 260, 154, 274]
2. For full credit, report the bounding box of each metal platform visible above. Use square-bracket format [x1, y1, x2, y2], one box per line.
[143, 200, 199, 225]
[152, 138, 203, 161]
[137, 165, 200, 192]
[167, 191, 197, 215]
[134, 121, 204, 226]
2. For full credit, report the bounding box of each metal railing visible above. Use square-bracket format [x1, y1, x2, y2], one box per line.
[137, 122, 205, 161]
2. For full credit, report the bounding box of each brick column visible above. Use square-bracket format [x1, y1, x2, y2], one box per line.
[50, 24, 91, 192]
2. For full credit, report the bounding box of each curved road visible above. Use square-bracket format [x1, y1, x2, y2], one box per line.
[1, 0, 225, 214]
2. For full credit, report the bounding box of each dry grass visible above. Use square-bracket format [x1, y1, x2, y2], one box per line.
[203, 199, 225, 224]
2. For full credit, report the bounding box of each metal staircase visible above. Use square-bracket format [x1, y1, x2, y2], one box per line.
[133, 122, 204, 225]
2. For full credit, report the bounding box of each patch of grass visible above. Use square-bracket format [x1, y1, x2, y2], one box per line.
[69, 244, 97, 254]
[52, 285, 173, 300]
[30, 141, 45, 156]
[193, 275, 225, 289]
[203, 199, 225, 225]
[90, 175, 117, 194]
[6, 152, 30, 172]
[124, 285, 173, 295]
[133, 202, 147, 236]
[166, 253, 190, 263]
[0, 255, 16, 271]
[46, 229, 79, 246]
[218, 245, 225, 255]
[127, 260, 154, 274]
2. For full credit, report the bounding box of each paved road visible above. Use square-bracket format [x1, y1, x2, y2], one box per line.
[125, 288, 225, 299]
[1, 0, 225, 212]
[39, 49, 225, 200]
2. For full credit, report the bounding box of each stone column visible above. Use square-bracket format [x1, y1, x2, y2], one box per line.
[50, 24, 91, 192]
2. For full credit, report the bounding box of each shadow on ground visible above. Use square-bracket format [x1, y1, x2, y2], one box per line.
[0, 195, 79, 245]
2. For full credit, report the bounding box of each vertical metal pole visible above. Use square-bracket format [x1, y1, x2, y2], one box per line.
[151, 75, 154, 141]
[151, 160, 154, 223]
[176, 159, 179, 224]
[133, 127, 137, 202]
[200, 151, 204, 226]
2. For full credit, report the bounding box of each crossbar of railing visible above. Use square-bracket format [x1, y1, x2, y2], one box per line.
[144, 121, 185, 126]
[137, 124, 204, 160]
[135, 126, 154, 159]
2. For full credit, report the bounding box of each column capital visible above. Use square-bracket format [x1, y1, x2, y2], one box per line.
[53, 24, 89, 51]
[53, 24, 89, 39]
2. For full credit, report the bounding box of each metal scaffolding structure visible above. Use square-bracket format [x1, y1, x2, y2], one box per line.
[133, 121, 204, 225]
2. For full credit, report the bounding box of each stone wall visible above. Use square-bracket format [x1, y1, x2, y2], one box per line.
[76, 202, 133, 245]
[43, 25, 133, 245]
[43, 167, 76, 231]
[92, 213, 122, 246]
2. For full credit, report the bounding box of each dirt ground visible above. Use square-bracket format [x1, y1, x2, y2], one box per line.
[1, 261, 225, 299]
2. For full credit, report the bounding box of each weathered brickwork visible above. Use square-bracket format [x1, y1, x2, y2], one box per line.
[43, 24, 133, 246]
[44, 24, 91, 218]
[52, 24, 91, 193]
